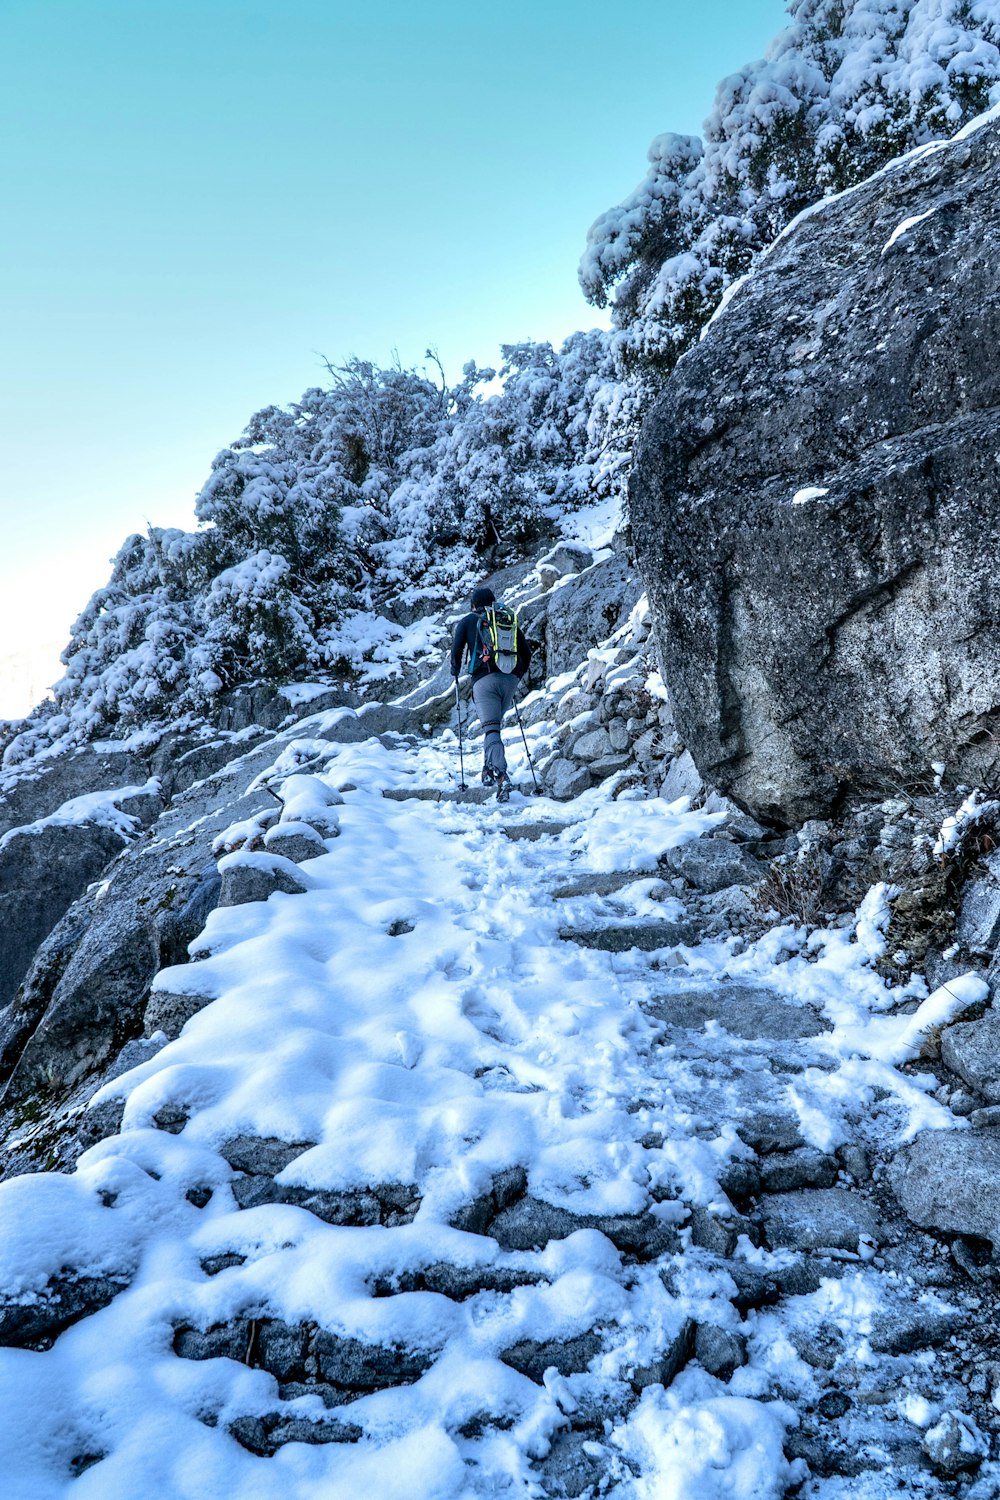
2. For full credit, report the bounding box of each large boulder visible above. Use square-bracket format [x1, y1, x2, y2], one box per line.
[890, 1127, 1000, 1248]
[630, 112, 1000, 823]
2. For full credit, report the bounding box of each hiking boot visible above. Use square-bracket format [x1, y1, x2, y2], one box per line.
[495, 772, 512, 803]
[481, 766, 496, 787]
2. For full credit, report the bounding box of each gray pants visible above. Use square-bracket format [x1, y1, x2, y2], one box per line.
[472, 672, 518, 775]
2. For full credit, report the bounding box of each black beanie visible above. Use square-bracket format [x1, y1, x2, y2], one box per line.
[471, 585, 495, 609]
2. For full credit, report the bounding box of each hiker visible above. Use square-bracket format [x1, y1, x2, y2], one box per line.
[450, 585, 533, 801]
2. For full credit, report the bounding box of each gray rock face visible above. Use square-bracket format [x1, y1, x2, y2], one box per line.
[143, 989, 214, 1041]
[571, 727, 614, 763]
[630, 116, 1000, 821]
[532, 555, 644, 678]
[890, 1127, 1000, 1247]
[957, 856, 1000, 956]
[0, 845, 223, 1110]
[941, 1014, 1000, 1103]
[0, 822, 127, 1014]
[0, 745, 155, 840]
[544, 759, 593, 801]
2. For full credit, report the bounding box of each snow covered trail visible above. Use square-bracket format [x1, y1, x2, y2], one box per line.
[0, 730, 997, 1498]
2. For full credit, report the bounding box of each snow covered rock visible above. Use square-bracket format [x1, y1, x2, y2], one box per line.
[630, 110, 1000, 822]
[922, 1410, 990, 1476]
[217, 850, 308, 907]
[262, 821, 330, 863]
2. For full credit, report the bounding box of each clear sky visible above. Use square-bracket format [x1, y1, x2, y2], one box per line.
[0, 0, 788, 714]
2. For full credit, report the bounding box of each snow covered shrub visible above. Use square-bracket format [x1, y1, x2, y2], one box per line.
[199, 551, 321, 686]
[16, 335, 620, 751]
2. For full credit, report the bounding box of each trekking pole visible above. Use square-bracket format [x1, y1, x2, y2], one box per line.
[512, 699, 540, 793]
[454, 678, 468, 791]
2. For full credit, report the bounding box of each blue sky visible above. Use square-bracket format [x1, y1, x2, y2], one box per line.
[0, 0, 788, 707]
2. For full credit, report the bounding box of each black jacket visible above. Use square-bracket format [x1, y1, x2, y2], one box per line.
[450, 609, 533, 683]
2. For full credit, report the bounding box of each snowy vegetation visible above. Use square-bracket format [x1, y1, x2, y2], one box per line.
[8, 0, 1000, 765]
[581, 0, 1000, 372]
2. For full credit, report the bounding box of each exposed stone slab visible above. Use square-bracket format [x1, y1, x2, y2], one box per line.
[174, 1316, 435, 1393]
[647, 984, 828, 1042]
[229, 1411, 362, 1456]
[552, 870, 658, 899]
[559, 922, 692, 953]
[759, 1189, 883, 1253]
[0, 1271, 130, 1348]
[736, 1112, 806, 1155]
[502, 822, 571, 842]
[381, 787, 493, 804]
[759, 1149, 838, 1193]
[371, 1261, 545, 1302]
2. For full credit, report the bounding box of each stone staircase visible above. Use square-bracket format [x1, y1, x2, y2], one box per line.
[1, 754, 999, 1493]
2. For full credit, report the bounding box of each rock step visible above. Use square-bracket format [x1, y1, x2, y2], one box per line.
[502, 821, 571, 841]
[0, 1270, 131, 1350]
[552, 869, 659, 899]
[174, 1316, 435, 1397]
[558, 921, 691, 952]
[646, 984, 829, 1041]
[381, 787, 495, 804]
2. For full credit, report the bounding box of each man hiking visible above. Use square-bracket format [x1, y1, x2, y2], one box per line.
[450, 585, 533, 802]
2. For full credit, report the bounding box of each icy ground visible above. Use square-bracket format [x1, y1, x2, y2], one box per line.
[1, 725, 999, 1499]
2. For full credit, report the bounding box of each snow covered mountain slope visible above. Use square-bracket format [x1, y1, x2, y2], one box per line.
[1, 714, 999, 1497]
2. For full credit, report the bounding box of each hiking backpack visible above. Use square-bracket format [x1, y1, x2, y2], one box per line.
[471, 604, 519, 675]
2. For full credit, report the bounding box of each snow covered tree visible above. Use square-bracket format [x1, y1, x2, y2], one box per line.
[582, 0, 1000, 371]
